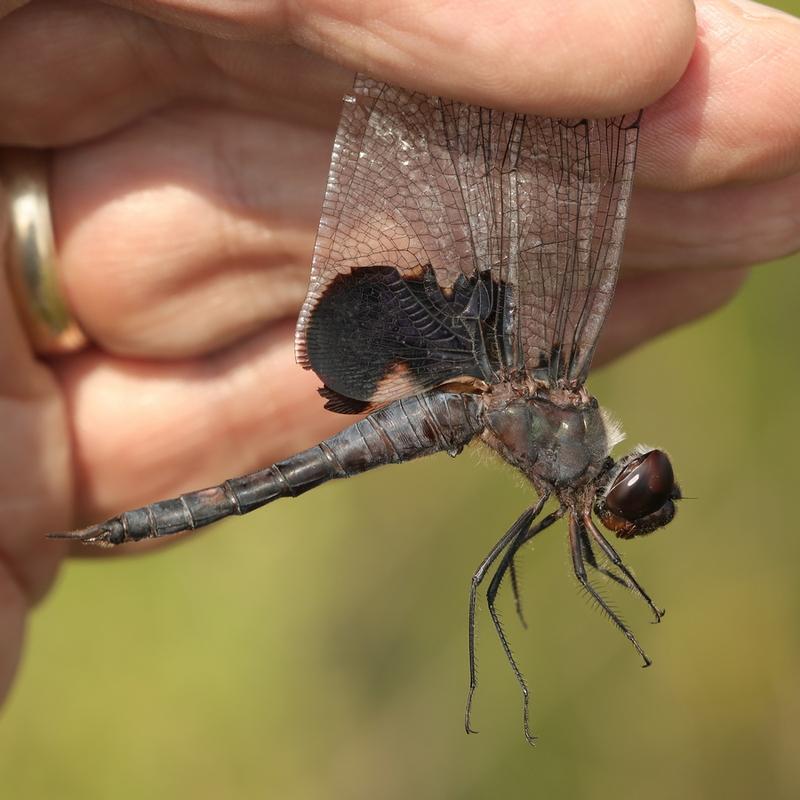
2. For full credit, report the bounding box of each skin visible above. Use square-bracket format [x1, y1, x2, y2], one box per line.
[0, 0, 798, 704]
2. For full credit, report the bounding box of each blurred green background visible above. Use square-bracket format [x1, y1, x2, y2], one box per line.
[3, 5, 800, 799]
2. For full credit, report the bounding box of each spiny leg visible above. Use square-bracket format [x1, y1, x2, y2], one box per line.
[484, 509, 564, 745]
[508, 558, 527, 629]
[577, 521, 629, 589]
[465, 493, 548, 735]
[582, 512, 665, 622]
[568, 515, 652, 667]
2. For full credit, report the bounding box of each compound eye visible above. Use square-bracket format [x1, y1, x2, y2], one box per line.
[604, 450, 675, 521]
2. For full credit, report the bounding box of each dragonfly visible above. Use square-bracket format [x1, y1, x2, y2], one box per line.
[54, 75, 682, 743]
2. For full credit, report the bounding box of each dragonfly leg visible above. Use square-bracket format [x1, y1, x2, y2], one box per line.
[582, 512, 665, 622]
[484, 508, 564, 744]
[568, 514, 651, 667]
[576, 522, 629, 589]
[464, 494, 547, 735]
[508, 557, 527, 629]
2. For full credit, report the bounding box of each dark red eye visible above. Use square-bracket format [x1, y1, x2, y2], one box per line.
[604, 450, 675, 521]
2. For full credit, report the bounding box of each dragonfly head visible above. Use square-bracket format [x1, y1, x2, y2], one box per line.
[595, 448, 681, 539]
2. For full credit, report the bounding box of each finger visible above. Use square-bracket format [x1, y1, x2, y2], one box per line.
[109, 0, 800, 190]
[0, 0, 692, 140]
[105, 0, 697, 113]
[0, 2, 29, 23]
[0, 180, 69, 606]
[50, 97, 790, 363]
[0, 555, 25, 705]
[0, 1, 351, 145]
[624, 171, 800, 271]
[639, 0, 800, 189]
[52, 105, 332, 357]
[2, 1, 798, 194]
[289, 0, 695, 115]
[595, 266, 749, 366]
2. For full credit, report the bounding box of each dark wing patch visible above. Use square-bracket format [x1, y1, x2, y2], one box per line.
[296, 77, 483, 369]
[304, 265, 504, 411]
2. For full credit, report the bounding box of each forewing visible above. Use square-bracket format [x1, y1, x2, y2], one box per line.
[296, 76, 509, 411]
[514, 116, 641, 384]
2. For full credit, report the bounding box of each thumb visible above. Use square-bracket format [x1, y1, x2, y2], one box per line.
[105, 0, 697, 116]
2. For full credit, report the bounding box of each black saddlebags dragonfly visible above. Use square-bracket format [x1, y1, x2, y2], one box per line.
[55, 75, 681, 743]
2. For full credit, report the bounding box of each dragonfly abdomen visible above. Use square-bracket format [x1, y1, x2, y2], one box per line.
[55, 391, 484, 546]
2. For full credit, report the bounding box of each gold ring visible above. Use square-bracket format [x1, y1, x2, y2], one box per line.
[1, 148, 87, 355]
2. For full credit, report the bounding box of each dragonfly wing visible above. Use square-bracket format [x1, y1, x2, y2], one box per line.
[296, 76, 641, 413]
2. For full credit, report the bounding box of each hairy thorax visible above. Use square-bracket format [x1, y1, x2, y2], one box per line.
[480, 381, 619, 494]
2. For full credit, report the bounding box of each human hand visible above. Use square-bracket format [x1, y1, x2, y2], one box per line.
[0, 0, 797, 704]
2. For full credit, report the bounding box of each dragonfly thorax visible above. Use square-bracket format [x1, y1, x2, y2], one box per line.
[482, 393, 615, 490]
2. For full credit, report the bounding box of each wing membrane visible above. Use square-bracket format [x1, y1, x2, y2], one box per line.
[514, 115, 640, 383]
